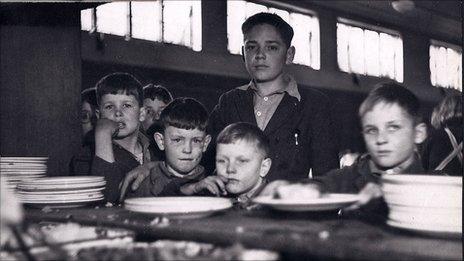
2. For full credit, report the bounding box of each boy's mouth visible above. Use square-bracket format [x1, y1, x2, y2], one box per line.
[117, 122, 126, 129]
[376, 150, 391, 157]
[254, 65, 269, 70]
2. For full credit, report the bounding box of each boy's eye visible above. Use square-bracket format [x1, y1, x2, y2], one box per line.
[123, 103, 133, 109]
[216, 159, 225, 164]
[172, 138, 182, 143]
[238, 159, 249, 164]
[363, 128, 378, 135]
[387, 125, 401, 132]
[193, 138, 202, 144]
[104, 105, 113, 110]
[267, 45, 278, 51]
[245, 45, 256, 51]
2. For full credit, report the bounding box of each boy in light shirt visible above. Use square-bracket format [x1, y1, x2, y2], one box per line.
[185, 122, 272, 207]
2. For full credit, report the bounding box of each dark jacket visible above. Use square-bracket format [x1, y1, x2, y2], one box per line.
[207, 84, 338, 181]
[422, 121, 463, 176]
[90, 133, 153, 204]
[127, 162, 206, 198]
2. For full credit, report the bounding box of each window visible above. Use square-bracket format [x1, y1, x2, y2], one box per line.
[227, 0, 320, 69]
[430, 41, 462, 91]
[80, 1, 202, 51]
[337, 20, 403, 82]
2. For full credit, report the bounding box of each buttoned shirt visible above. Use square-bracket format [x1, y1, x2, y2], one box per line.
[238, 74, 301, 130]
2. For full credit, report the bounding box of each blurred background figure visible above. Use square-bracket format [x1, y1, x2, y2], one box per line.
[142, 84, 173, 161]
[141, 84, 173, 134]
[80, 87, 98, 146]
[0, 178, 23, 246]
[422, 93, 462, 176]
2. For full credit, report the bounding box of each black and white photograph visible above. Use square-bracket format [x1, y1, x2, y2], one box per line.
[0, 1, 462, 260]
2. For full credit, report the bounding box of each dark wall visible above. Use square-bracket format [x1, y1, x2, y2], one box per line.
[1, 5, 82, 176]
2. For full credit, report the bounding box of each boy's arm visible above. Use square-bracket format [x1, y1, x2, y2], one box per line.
[180, 176, 228, 196]
[94, 118, 119, 163]
[119, 161, 158, 202]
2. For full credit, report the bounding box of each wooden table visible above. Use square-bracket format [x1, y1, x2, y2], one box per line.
[24, 206, 462, 260]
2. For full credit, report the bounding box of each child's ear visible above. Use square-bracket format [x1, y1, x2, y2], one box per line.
[413, 122, 427, 144]
[95, 109, 100, 119]
[138, 107, 147, 122]
[154, 132, 165, 151]
[241, 46, 246, 63]
[285, 46, 295, 65]
[202, 135, 212, 152]
[259, 158, 272, 178]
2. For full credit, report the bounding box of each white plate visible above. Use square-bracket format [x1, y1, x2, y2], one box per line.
[20, 196, 104, 204]
[387, 219, 462, 235]
[18, 192, 104, 201]
[252, 194, 361, 211]
[17, 180, 106, 191]
[382, 175, 462, 185]
[20, 176, 104, 184]
[17, 187, 104, 195]
[124, 197, 233, 218]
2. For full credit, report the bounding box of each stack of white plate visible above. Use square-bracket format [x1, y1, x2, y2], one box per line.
[124, 197, 233, 218]
[382, 174, 462, 235]
[16, 176, 106, 208]
[0, 156, 48, 191]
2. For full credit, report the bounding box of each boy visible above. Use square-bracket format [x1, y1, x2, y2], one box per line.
[91, 72, 153, 204]
[142, 84, 174, 161]
[262, 82, 428, 216]
[207, 12, 338, 182]
[141, 84, 173, 133]
[121, 97, 212, 199]
[183, 122, 272, 207]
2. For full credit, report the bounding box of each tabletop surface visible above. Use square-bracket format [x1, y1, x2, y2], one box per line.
[24, 204, 463, 260]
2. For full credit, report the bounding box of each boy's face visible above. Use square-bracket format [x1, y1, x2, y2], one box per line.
[216, 140, 271, 195]
[155, 126, 211, 176]
[142, 98, 167, 131]
[97, 94, 145, 139]
[242, 24, 295, 83]
[361, 102, 426, 170]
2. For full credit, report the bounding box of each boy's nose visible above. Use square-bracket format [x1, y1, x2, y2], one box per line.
[114, 108, 123, 117]
[226, 163, 236, 174]
[255, 47, 266, 59]
[182, 142, 192, 153]
[375, 131, 388, 144]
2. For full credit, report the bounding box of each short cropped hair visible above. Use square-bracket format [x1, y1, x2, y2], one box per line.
[95, 72, 143, 106]
[143, 84, 173, 104]
[359, 82, 422, 124]
[431, 94, 462, 129]
[159, 97, 208, 132]
[81, 87, 97, 108]
[242, 12, 294, 48]
[217, 122, 270, 158]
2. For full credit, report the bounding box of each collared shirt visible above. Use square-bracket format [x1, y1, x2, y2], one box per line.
[238, 74, 301, 130]
[234, 178, 268, 209]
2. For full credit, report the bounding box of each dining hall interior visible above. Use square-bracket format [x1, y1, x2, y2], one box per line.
[0, 1, 462, 260]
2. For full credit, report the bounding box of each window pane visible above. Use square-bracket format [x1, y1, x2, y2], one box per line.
[81, 8, 93, 31]
[364, 29, 379, 77]
[163, 0, 202, 51]
[96, 2, 129, 36]
[131, 1, 161, 41]
[348, 26, 364, 74]
[227, 0, 246, 54]
[430, 43, 462, 91]
[337, 23, 349, 72]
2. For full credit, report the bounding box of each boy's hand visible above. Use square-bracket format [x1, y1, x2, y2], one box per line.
[345, 182, 383, 211]
[119, 161, 157, 202]
[259, 180, 290, 197]
[188, 176, 228, 196]
[95, 118, 119, 138]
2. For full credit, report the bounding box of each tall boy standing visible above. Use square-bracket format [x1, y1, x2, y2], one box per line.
[208, 13, 338, 181]
[92, 72, 153, 204]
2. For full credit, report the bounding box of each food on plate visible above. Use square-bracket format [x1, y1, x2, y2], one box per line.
[273, 182, 323, 200]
